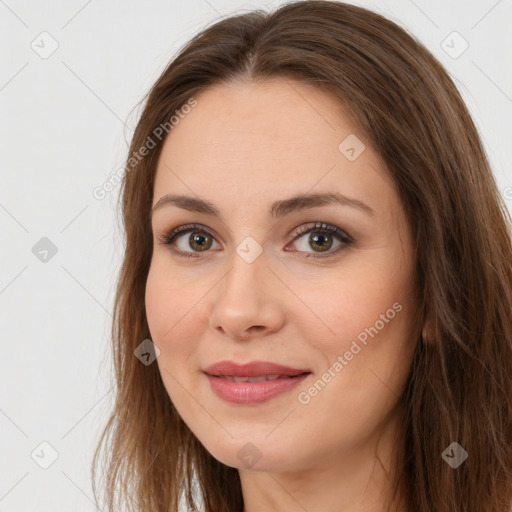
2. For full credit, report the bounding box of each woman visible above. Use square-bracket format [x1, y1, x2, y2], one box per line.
[92, 1, 512, 511]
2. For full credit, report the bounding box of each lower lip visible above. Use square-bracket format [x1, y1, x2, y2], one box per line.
[205, 373, 310, 404]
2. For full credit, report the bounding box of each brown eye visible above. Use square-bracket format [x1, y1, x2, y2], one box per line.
[187, 232, 213, 252]
[308, 232, 334, 252]
[157, 224, 221, 259]
[289, 222, 353, 258]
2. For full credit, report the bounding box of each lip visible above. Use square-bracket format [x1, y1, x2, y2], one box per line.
[203, 360, 311, 404]
[203, 360, 310, 378]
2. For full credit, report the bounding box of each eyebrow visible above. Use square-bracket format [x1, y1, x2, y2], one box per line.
[151, 191, 375, 220]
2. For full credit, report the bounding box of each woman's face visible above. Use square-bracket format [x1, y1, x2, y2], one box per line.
[145, 78, 418, 473]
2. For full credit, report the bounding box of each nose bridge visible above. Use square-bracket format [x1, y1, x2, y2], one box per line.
[209, 243, 283, 339]
[220, 242, 268, 305]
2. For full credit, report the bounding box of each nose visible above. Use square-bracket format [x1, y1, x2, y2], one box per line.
[208, 251, 285, 342]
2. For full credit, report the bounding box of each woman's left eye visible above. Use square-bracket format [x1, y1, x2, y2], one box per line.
[156, 222, 353, 259]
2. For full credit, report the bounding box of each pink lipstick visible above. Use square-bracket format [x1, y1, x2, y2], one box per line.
[203, 360, 311, 404]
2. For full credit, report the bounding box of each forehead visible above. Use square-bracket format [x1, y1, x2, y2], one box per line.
[153, 78, 398, 222]
[159, 78, 359, 167]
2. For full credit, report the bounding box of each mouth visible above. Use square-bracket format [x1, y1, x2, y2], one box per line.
[203, 360, 310, 378]
[209, 374, 309, 382]
[202, 361, 312, 404]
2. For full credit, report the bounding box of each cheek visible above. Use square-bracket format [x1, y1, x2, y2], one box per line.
[145, 265, 172, 340]
[306, 263, 412, 356]
[144, 263, 226, 441]
[146, 259, 196, 335]
[144, 262, 201, 367]
[145, 264, 201, 412]
[307, 260, 416, 413]
[293, 284, 415, 450]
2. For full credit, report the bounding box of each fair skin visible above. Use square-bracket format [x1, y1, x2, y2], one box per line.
[145, 78, 418, 512]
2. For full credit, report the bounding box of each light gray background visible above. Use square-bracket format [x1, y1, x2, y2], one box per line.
[1, 0, 511, 510]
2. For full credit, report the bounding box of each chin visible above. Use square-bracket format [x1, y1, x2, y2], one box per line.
[198, 434, 306, 473]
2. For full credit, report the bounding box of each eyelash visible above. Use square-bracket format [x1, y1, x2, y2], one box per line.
[156, 222, 354, 260]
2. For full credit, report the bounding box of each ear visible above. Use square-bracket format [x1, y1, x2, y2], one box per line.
[421, 318, 433, 344]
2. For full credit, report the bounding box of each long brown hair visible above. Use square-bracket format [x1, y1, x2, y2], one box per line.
[91, 1, 512, 511]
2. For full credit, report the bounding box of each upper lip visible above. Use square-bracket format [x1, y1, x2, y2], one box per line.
[203, 360, 310, 378]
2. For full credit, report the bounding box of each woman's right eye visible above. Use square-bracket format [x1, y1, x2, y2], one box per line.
[156, 224, 220, 259]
